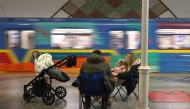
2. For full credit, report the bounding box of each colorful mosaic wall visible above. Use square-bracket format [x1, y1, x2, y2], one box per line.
[62, 0, 168, 18]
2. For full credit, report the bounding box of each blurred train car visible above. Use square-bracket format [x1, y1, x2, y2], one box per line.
[0, 18, 190, 74]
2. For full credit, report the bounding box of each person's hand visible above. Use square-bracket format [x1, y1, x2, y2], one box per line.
[114, 68, 121, 73]
[111, 68, 114, 72]
[112, 72, 118, 76]
[111, 72, 118, 80]
[114, 77, 118, 80]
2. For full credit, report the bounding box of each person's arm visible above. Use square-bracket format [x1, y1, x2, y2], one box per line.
[117, 65, 140, 80]
[106, 63, 112, 78]
[117, 68, 135, 80]
[77, 62, 86, 81]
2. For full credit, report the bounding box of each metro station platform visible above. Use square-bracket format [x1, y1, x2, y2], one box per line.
[0, 73, 190, 109]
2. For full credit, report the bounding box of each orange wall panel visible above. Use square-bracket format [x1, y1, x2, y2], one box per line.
[21, 63, 35, 72]
[1, 56, 110, 74]
[0, 64, 6, 71]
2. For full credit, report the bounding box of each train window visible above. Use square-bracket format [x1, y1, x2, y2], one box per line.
[5, 30, 20, 48]
[50, 29, 94, 49]
[157, 35, 174, 49]
[21, 31, 35, 49]
[126, 31, 140, 49]
[156, 29, 190, 49]
[109, 31, 124, 49]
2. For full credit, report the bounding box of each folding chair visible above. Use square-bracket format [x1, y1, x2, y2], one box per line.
[113, 77, 138, 101]
[79, 72, 107, 109]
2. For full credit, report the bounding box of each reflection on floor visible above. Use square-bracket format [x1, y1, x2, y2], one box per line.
[0, 73, 190, 109]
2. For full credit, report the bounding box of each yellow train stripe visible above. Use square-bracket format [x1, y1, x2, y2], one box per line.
[16, 49, 190, 63]
[133, 50, 190, 54]
[0, 50, 19, 63]
[22, 50, 33, 63]
[22, 49, 119, 62]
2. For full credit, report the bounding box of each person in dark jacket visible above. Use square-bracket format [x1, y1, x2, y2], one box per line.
[77, 50, 115, 108]
[112, 53, 141, 96]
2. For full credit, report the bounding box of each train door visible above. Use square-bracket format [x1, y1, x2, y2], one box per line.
[4, 29, 35, 71]
[156, 27, 190, 73]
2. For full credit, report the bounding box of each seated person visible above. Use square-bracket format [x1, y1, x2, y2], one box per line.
[111, 59, 126, 86]
[112, 53, 141, 95]
[77, 50, 115, 108]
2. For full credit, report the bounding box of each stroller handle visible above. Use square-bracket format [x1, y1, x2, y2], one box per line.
[45, 55, 76, 72]
[45, 57, 67, 72]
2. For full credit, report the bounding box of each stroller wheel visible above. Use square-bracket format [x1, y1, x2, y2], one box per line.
[42, 91, 55, 105]
[23, 92, 31, 102]
[55, 86, 67, 99]
[28, 88, 36, 98]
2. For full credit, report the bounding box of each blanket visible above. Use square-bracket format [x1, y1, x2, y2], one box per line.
[34, 53, 54, 75]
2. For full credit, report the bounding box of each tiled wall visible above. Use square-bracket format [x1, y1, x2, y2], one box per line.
[53, 0, 176, 18]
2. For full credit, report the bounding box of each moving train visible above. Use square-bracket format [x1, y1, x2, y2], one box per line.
[0, 18, 190, 74]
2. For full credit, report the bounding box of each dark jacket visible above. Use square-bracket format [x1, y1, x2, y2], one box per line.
[77, 54, 115, 96]
[117, 58, 141, 95]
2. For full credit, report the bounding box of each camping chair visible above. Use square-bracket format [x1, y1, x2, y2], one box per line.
[113, 77, 138, 101]
[79, 72, 107, 109]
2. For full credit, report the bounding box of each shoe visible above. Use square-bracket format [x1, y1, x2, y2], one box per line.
[71, 80, 79, 87]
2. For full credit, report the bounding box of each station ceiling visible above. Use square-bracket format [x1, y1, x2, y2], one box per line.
[0, 0, 188, 19]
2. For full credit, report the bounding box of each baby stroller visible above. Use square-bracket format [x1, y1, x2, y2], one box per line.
[23, 51, 77, 105]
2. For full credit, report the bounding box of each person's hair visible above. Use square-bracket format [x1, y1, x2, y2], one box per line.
[125, 53, 138, 72]
[92, 50, 102, 55]
[117, 59, 125, 67]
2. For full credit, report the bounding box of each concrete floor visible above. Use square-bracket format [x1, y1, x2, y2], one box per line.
[0, 74, 190, 109]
